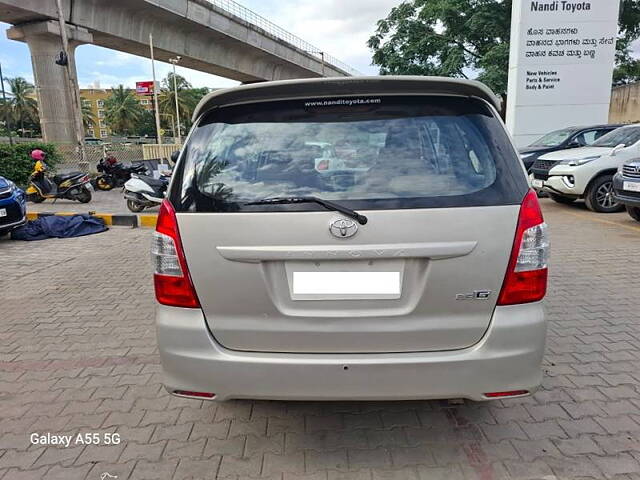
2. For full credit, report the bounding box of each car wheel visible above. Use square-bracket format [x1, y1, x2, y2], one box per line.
[627, 206, 640, 222]
[584, 175, 624, 213]
[549, 193, 576, 205]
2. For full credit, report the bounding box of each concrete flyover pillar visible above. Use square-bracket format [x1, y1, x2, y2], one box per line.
[7, 21, 93, 143]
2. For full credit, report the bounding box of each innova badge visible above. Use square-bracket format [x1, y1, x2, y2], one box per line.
[329, 218, 358, 238]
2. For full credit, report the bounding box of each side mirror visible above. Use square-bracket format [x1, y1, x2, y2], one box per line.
[611, 144, 626, 156]
[170, 150, 180, 164]
[567, 140, 581, 148]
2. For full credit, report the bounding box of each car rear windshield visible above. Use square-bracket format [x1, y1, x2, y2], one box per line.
[170, 96, 527, 212]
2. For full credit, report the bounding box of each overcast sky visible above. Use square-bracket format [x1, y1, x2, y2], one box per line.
[0, 0, 397, 90]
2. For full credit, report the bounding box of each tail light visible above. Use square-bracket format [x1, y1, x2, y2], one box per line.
[316, 160, 329, 171]
[497, 189, 549, 305]
[152, 199, 200, 308]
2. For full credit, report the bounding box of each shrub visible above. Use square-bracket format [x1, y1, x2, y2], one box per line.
[0, 142, 62, 187]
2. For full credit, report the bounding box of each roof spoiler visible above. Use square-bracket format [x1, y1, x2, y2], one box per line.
[192, 76, 502, 122]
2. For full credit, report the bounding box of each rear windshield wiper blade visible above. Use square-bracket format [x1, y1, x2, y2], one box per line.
[244, 196, 368, 225]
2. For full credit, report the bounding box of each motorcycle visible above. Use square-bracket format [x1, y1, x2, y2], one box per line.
[95, 156, 148, 191]
[26, 167, 93, 204]
[123, 172, 169, 212]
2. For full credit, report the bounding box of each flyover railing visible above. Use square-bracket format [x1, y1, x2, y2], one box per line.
[207, 0, 360, 76]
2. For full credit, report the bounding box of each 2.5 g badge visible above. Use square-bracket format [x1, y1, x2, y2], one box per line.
[456, 290, 492, 300]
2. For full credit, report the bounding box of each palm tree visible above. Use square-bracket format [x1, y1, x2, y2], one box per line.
[104, 85, 144, 135]
[6, 77, 38, 137]
[158, 73, 197, 134]
[80, 97, 96, 134]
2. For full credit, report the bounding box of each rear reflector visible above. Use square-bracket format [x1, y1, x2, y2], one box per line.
[497, 189, 549, 305]
[484, 390, 529, 398]
[173, 390, 216, 399]
[152, 200, 200, 308]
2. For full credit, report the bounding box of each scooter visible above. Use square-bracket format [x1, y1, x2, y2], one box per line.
[95, 156, 148, 190]
[123, 172, 169, 212]
[26, 169, 93, 204]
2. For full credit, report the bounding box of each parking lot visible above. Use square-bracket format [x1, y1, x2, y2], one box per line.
[1, 199, 640, 480]
[26, 189, 160, 216]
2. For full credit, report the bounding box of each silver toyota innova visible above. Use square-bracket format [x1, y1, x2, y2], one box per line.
[153, 76, 549, 402]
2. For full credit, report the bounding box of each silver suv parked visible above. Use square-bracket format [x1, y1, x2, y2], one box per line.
[152, 77, 549, 402]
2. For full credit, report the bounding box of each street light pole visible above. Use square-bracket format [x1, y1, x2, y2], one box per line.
[0, 62, 14, 146]
[149, 33, 162, 146]
[169, 56, 181, 144]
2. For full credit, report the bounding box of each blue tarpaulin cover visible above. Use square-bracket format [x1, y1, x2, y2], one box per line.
[11, 214, 108, 241]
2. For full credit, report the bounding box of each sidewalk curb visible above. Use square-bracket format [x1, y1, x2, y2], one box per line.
[26, 212, 158, 228]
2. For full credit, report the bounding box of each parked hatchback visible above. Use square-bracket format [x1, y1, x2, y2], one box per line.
[520, 124, 621, 171]
[153, 77, 549, 402]
[0, 175, 26, 236]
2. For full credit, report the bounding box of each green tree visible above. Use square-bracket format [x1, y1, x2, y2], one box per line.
[80, 97, 96, 133]
[134, 110, 158, 138]
[6, 77, 38, 136]
[104, 85, 144, 135]
[368, 0, 640, 95]
[158, 73, 199, 135]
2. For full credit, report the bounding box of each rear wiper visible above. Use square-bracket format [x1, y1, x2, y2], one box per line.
[244, 196, 368, 225]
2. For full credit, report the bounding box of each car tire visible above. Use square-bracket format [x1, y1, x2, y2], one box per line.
[584, 175, 624, 213]
[627, 206, 640, 222]
[549, 193, 575, 205]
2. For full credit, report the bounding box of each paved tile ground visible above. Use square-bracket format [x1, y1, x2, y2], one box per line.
[2, 199, 640, 479]
[27, 189, 159, 216]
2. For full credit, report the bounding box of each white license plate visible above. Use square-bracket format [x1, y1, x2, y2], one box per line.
[623, 181, 640, 193]
[0, 208, 6, 217]
[293, 272, 401, 296]
[531, 179, 544, 189]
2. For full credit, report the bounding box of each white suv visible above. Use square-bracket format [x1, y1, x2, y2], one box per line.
[530, 124, 640, 212]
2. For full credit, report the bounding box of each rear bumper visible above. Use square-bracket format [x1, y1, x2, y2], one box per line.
[156, 303, 546, 402]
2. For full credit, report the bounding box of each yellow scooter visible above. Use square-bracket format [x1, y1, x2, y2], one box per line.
[25, 151, 92, 203]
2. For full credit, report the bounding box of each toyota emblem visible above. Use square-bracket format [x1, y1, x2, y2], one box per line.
[329, 218, 358, 238]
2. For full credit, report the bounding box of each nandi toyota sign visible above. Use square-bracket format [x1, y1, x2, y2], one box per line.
[506, 0, 621, 147]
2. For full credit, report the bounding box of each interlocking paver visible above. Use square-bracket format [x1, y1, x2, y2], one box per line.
[3, 200, 640, 478]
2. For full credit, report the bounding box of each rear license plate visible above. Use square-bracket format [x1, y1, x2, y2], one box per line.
[623, 181, 640, 192]
[293, 272, 401, 297]
[0, 208, 6, 217]
[531, 179, 544, 189]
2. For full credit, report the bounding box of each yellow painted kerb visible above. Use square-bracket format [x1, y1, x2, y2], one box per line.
[139, 215, 158, 228]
